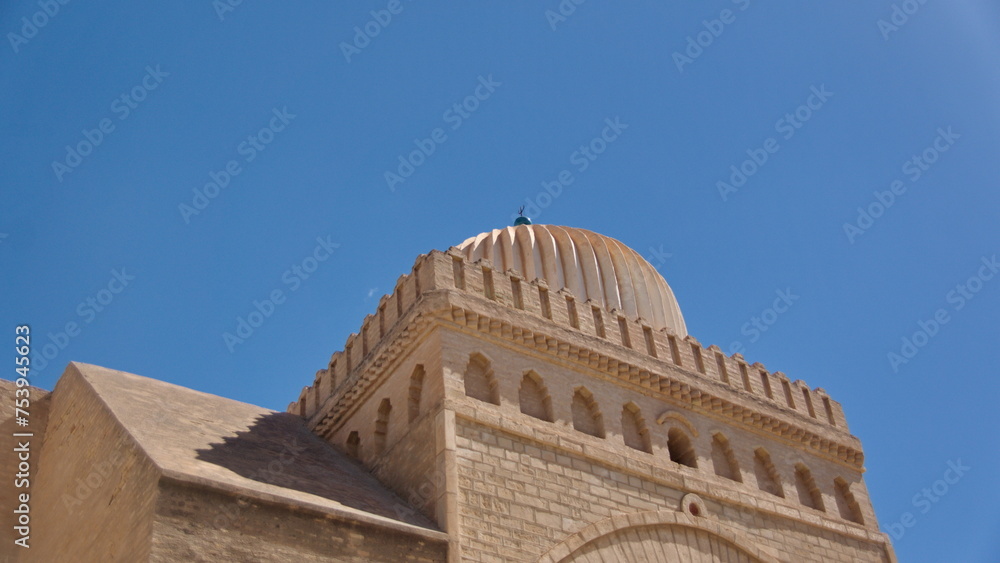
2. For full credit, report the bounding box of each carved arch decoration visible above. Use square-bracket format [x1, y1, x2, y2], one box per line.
[537, 510, 779, 563]
[655, 410, 699, 437]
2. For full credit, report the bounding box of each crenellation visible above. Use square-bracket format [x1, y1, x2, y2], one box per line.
[815, 389, 849, 431]
[733, 356, 753, 394]
[795, 380, 817, 419]
[480, 263, 497, 301]
[291, 388, 306, 416]
[647, 328, 670, 364]
[361, 314, 376, 357]
[686, 336, 707, 374]
[412, 256, 423, 297]
[640, 325, 657, 358]
[299, 385, 314, 417]
[708, 345, 731, 386]
[580, 301, 600, 339]
[518, 276, 544, 319]
[592, 306, 616, 344]
[331, 350, 347, 390]
[611, 309, 635, 348]
[483, 269, 514, 307]
[676, 335, 697, 369]
[550, 288, 573, 329]
[380, 291, 400, 336]
[667, 334, 683, 366]
[416, 250, 450, 293]
[545, 288, 570, 328]
[754, 363, 776, 400]
[568, 296, 593, 336]
[280, 239, 889, 561]
[377, 301, 387, 338]
[399, 270, 420, 316]
[313, 368, 329, 408]
[345, 332, 359, 373]
[465, 258, 488, 301]
[777, 372, 798, 411]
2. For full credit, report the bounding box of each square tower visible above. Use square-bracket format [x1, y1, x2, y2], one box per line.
[291, 226, 896, 563]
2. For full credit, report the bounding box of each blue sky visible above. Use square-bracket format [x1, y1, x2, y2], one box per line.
[2, 1, 998, 560]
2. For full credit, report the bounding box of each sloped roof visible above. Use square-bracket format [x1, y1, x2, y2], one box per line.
[67, 362, 443, 538]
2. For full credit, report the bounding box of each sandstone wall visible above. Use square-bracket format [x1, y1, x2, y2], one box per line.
[151, 479, 447, 563]
[25, 365, 160, 562]
[455, 418, 890, 563]
[440, 328, 892, 563]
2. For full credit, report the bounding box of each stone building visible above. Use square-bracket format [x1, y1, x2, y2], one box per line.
[2, 223, 896, 562]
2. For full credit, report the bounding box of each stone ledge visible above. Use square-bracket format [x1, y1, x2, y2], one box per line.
[158, 471, 449, 544]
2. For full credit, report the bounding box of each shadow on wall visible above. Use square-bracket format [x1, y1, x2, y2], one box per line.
[193, 411, 437, 530]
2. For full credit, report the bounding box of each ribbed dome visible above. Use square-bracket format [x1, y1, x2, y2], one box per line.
[455, 225, 686, 335]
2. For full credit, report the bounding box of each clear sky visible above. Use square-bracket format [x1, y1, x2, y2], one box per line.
[2, 2, 998, 561]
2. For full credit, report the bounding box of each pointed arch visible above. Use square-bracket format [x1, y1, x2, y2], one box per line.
[519, 371, 553, 422]
[794, 463, 825, 511]
[667, 427, 697, 468]
[710, 433, 742, 482]
[539, 511, 780, 563]
[753, 448, 784, 498]
[656, 410, 699, 438]
[463, 353, 499, 405]
[571, 387, 604, 438]
[621, 403, 652, 453]
[408, 365, 425, 422]
[834, 477, 864, 524]
[374, 399, 392, 455]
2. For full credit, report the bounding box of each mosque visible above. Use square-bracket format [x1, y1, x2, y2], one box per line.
[1, 220, 896, 562]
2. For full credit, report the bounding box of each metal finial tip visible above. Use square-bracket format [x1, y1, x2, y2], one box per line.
[514, 206, 532, 225]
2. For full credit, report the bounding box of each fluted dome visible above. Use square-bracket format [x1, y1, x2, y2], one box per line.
[455, 225, 686, 335]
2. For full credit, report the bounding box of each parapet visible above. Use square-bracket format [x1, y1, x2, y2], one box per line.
[290, 249, 850, 436]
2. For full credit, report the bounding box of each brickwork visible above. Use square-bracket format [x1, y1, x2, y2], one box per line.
[294, 246, 896, 562]
[152, 480, 447, 563]
[455, 418, 889, 563]
[26, 365, 160, 563]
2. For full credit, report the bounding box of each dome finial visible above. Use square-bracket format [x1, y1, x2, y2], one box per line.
[513, 205, 532, 226]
